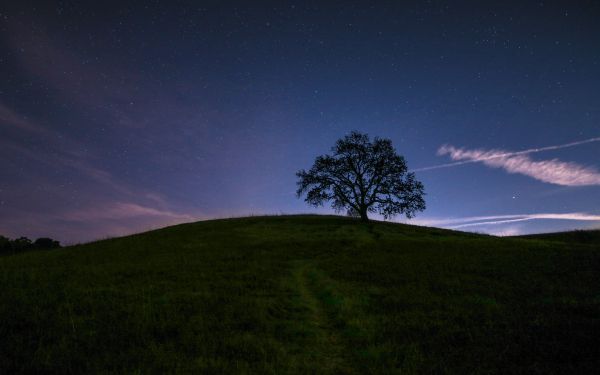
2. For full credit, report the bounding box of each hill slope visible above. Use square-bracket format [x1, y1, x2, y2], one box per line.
[519, 229, 600, 244]
[1, 215, 599, 374]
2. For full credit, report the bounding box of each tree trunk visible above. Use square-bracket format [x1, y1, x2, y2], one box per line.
[359, 206, 369, 222]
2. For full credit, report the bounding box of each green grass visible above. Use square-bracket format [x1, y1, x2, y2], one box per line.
[0, 215, 598, 374]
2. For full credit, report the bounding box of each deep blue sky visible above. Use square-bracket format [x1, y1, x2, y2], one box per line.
[1, 1, 599, 243]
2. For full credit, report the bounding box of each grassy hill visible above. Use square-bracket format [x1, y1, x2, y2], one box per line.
[519, 229, 600, 244]
[0, 215, 598, 374]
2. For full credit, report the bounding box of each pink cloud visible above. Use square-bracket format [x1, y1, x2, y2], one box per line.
[0, 102, 195, 243]
[64, 202, 196, 222]
[0, 202, 199, 244]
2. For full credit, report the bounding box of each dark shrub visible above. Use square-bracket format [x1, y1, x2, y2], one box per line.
[12, 237, 32, 251]
[0, 236, 11, 253]
[34, 237, 61, 249]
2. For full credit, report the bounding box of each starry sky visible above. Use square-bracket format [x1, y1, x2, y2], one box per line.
[1, 1, 600, 243]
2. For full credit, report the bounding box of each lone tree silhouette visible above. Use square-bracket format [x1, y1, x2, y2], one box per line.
[296, 131, 425, 222]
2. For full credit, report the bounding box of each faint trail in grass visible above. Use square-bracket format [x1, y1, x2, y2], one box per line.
[291, 261, 354, 374]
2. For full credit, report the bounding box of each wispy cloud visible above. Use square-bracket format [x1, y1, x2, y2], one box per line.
[63, 202, 196, 222]
[0, 103, 40, 133]
[0, 18, 209, 243]
[414, 212, 600, 229]
[0, 101, 144, 198]
[414, 137, 600, 172]
[0, 101, 197, 242]
[0, 201, 199, 245]
[413, 137, 600, 186]
[437, 145, 600, 186]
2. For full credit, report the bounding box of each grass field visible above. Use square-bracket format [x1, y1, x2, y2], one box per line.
[0, 215, 598, 374]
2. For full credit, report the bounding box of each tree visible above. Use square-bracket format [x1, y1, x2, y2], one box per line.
[33, 238, 61, 249]
[11, 237, 32, 251]
[296, 131, 425, 222]
[0, 236, 10, 253]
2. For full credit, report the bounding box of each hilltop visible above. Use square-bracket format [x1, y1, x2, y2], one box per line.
[0, 215, 598, 374]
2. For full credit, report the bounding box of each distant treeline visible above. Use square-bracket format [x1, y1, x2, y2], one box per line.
[0, 235, 61, 254]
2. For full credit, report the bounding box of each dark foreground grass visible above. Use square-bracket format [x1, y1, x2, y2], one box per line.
[0, 215, 598, 373]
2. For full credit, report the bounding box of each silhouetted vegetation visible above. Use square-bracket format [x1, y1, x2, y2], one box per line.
[0, 235, 60, 254]
[297, 131, 425, 221]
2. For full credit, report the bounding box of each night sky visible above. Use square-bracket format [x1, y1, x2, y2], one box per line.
[2, 1, 600, 243]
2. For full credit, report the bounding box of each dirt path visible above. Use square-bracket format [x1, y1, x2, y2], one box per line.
[291, 261, 353, 374]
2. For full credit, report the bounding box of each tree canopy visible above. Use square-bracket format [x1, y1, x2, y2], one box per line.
[0, 235, 61, 254]
[296, 131, 425, 221]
